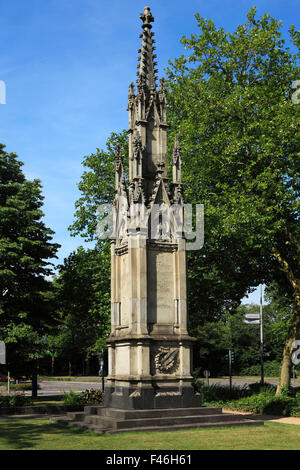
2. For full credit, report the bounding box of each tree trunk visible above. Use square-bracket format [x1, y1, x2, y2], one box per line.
[51, 354, 55, 376]
[85, 357, 90, 376]
[68, 359, 72, 377]
[272, 246, 300, 396]
[276, 302, 300, 395]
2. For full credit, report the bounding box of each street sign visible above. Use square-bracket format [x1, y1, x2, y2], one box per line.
[244, 313, 260, 324]
[0, 341, 5, 364]
[243, 284, 265, 386]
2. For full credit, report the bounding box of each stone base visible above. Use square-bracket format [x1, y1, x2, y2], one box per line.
[103, 384, 202, 409]
[52, 406, 264, 434]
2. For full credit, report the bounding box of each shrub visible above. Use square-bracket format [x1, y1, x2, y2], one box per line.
[82, 389, 103, 405]
[194, 381, 250, 402]
[194, 379, 300, 417]
[247, 382, 276, 395]
[0, 393, 32, 407]
[0, 396, 10, 407]
[290, 405, 300, 417]
[62, 390, 86, 405]
[7, 394, 31, 407]
[240, 361, 282, 377]
[224, 393, 296, 416]
[62, 389, 103, 406]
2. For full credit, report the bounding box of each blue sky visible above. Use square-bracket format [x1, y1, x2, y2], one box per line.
[0, 0, 298, 304]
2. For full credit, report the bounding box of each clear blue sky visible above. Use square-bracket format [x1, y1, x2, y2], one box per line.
[0, 0, 298, 304]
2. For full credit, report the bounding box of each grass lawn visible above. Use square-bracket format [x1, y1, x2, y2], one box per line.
[0, 418, 300, 450]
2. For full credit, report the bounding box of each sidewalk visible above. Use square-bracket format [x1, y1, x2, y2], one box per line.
[222, 408, 300, 425]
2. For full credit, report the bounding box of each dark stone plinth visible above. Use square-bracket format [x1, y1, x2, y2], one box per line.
[103, 384, 202, 410]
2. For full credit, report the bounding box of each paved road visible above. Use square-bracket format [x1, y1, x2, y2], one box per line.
[2, 377, 300, 396]
[205, 377, 300, 388]
[0, 380, 104, 396]
[32, 380, 104, 396]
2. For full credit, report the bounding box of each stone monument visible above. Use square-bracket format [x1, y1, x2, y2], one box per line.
[103, 6, 201, 410]
[54, 8, 264, 431]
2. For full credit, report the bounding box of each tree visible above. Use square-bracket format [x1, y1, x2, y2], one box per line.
[0, 144, 59, 376]
[165, 8, 300, 392]
[52, 246, 110, 375]
[69, 131, 128, 241]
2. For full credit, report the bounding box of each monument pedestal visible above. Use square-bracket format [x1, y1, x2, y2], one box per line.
[103, 334, 201, 410]
[103, 386, 202, 410]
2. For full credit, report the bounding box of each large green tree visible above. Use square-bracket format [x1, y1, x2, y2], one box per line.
[69, 131, 128, 241]
[0, 145, 59, 376]
[165, 8, 300, 392]
[51, 246, 110, 375]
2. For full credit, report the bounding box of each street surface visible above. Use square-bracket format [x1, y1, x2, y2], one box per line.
[22, 376, 300, 396]
[1, 377, 300, 396]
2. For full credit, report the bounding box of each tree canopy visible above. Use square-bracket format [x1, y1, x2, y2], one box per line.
[49, 246, 110, 375]
[165, 7, 300, 391]
[0, 145, 59, 375]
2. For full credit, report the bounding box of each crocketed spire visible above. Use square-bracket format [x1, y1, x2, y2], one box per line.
[137, 6, 158, 92]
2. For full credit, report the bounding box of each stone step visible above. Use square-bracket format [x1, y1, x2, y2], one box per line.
[89, 406, 223, 420]
[101, 419, 264, 434]
[58, 418, 263, 435]
[52, 406, 264, 434]
[53, 417, 73, 425]
[70, 411, 257, 429]
[102, 413, 248, 430]
[66, 412, 85, 421]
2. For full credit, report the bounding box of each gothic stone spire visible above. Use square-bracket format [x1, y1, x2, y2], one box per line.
[137, 6, 157, 92]
[127, 6, 168, 203]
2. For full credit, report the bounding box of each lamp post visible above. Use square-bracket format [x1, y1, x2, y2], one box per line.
[99, 350, 106, 392]
[228, 350, 232, 391]
[259, 284, 264, 386]
[244, 284, 264, 386]
[0, 341, 9, 395]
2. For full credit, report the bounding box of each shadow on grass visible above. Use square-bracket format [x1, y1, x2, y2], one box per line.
[0, 418, 94, 450]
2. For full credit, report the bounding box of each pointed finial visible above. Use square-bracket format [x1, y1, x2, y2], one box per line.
[173, 135, 181, 151]
[160, 77, 166, 89]
[115, 143, 123, 165]
[140, 6, 154, 29]
[133, 130, 142, 150]
[172, 135, 182, 166]
[156, 161, 165, 177]
[128, 82, 135, 95]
